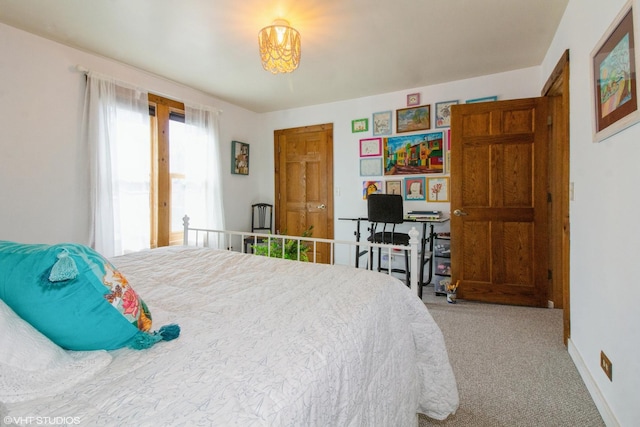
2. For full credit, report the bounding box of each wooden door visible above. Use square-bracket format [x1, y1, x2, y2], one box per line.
[274, 124, 334, 263]
[450, 98, 549, 307]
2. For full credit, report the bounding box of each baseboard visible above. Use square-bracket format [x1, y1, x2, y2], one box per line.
[567, 338, 619, 427]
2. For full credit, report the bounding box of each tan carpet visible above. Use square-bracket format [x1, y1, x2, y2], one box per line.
[418, 286, 605, 427]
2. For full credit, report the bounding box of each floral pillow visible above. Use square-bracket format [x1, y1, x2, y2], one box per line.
[0, 241, 179, 351]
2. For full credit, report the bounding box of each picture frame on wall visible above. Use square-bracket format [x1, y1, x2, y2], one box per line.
[231, 140, 249, 175]
[466, 96, 498, 104]
[435, 100, 458, 128]
[384, 132, 444, 175]
[360, 158, 383, 176]
[591, 0, 640, 142]
[372, 111, 392, 136]
[396, 105, 431, 133]
[385, 180, 402, 195]
[363, 180, 383, 199]
[359, 137, 382, 157]
[404, 177, 426, 201]
[427, 176, 450, 202]
[352, 118, 369, 133]
[407, 93, 421, 106]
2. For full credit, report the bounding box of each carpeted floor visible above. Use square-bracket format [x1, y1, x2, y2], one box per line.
[418, 286, 605, 427]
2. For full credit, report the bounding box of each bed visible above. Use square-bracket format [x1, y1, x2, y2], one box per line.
[0, 232, 459, 426]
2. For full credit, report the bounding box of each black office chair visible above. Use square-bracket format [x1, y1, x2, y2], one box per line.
[367, 194, 411, 285]
[244, 203, 273, 253]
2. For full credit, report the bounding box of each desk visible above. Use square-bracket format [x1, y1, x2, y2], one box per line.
[339, 217, 449, 298]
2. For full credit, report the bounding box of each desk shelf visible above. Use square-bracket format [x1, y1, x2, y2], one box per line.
[433, 232, 451, 296]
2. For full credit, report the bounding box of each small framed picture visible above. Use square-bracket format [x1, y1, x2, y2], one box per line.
[360, 158, 383, 176]
[427, 177, 450, 202]
[435, 100, 458, 128]
[466, 96, 498, 104]
[231, 140, 249, 175]
[404, 177, 426, 201]
[385, 180, 402, 195]
[363, 180, 383, 199]
[591, 0, 640, 142]
[396, 105, 431, 133]
[359, 137, 382, 157]
[407, 93, 421, 106]
[372, 110, 392, 136]
[352, 118, 369, 133]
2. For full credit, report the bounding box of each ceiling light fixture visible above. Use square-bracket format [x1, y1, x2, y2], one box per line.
[258, 19, 301, 74]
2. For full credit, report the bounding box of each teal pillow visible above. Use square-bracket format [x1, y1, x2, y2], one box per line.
[0, 241, 179, 351]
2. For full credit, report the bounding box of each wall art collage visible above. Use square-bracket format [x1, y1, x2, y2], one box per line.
[355, 92, 496, 201]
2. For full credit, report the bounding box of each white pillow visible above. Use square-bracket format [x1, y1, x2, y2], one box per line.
[0, 299, 112, 403]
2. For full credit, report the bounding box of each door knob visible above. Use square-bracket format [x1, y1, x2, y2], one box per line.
[453, 209, 468, 216]
[317, 204, 326, 209]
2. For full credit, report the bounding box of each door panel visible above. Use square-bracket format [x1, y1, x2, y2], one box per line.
[275, 124, 333, 263]
[451, 98, 549, 307]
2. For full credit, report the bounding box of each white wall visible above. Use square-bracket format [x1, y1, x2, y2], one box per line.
[0, 23, 263, 243]
[2, 2, 637, 422]
[262, 67, 543, 243]
[542, 0, 640, 425]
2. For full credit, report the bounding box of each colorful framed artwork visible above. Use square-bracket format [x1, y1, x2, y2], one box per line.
[396, 105, 430, 133]
[359, 137, 382, 157]
[360, 158, 383, 176]
[362, 180, 383, 199]
[591, 0, 640, 142]
[427, 177, 450, 202]
[231, 140, 249, 175]
[407, 93, 421, 106]
[404, 177, 426, 201]
[466, 96, 498, 104]
[352, 118, 369, 133]
[385, 180, 402, 195]
[383, 132, 444, 175]
[435, 100, 458, 128]
[372, 110, 392, 136]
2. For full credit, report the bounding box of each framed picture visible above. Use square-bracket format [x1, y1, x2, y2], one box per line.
[359, 137, 382, 157]
[384, 132, 444, 175]
[435, 100, 458, 128]
[352, 118, 369, 133]
[231, 141, 249, 175]
[404, 177, 426, 201]
[466, 96, 498, 104]
[396, 105, 431, 133]
[591, 0, 640, 142]
[362, 180, 383, 199]
[385, 180, 402, 195]
[407, 93, 421, 106]
[427, 177, 450, 202]
[372, 110, 392, 136]
[360, 158, 383, 176]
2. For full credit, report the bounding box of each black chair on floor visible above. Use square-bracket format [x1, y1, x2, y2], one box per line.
[367, 194, 411, 285]
[244, 203, 273, 253]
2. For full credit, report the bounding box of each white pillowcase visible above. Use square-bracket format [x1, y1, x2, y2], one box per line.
[0, 299, 112, 403]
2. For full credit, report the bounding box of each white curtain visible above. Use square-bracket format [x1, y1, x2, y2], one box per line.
[184, 104, 226, 241]
[84, 72, 150, 257]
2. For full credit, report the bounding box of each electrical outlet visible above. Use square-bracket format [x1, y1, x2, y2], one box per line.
[600, 351, 613, 381]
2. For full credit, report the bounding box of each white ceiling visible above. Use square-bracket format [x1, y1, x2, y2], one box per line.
[0, 0, 569, 113]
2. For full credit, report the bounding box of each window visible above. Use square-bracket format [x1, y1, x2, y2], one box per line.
[149, 94, 212, 248]
[86, 73, 224, 257]
[112, 94, 211, 251]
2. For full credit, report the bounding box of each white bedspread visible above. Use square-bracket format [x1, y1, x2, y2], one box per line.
[1, 246, 458, 426]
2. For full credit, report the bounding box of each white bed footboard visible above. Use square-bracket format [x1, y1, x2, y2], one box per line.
[182, 215, 421, 296]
